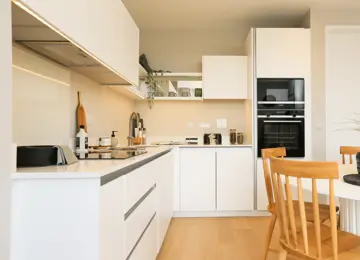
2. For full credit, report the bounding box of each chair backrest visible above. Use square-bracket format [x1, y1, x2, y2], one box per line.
[261, 147, 286, 211]
[269, 157, 339, 260]
[340, 146, 360, 164]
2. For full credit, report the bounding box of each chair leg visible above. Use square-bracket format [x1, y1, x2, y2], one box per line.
[263, 213, 277, 260]
[278, 247, 288, 260]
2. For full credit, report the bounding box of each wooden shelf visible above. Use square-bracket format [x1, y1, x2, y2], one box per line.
[154, 97, 203, 101]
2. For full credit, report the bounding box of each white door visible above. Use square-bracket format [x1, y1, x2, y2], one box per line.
[179, 148, 216, 211]
[216, 148, 254, 211]
[202, 56, 247, 99]
[256, 28, 310, 78]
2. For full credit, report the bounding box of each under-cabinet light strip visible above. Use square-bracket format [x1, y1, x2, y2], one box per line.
[12, 65, 71, 87]
[12, 0, 135, 86]
[127, 87, 145, 99]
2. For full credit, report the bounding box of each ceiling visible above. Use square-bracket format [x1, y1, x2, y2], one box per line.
[123, 0, 360, 29]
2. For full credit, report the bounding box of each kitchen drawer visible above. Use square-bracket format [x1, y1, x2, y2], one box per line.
[125, 187, 156, 258]
[124, 163, 156, 213]
[127, 214, 158, 260]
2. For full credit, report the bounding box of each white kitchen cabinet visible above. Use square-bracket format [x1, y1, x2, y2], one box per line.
[179, 148, 216, 211]
[128, 215, 158, 260]
[17, 0, 139, 85]
[202, 56, 248, 99]
[156, 152, 174, 250]
[216, 148, 254, 211]
[100, 177, 125, 260]
[256, 28, 310, 78]
[256, 159, 268, 211]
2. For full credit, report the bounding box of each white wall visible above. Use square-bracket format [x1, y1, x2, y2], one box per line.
[0, 1, 12, 259]
[325, 26, 360, 161]
[13, 45, 136, 147]
[311, 8, 360, 160]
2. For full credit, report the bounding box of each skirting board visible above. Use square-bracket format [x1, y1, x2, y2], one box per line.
[173, 211, 271, 218]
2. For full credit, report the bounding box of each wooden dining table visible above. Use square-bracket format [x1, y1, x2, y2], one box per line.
[289, 164, 360, 235]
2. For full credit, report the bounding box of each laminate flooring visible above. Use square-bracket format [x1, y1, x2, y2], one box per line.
[156, 217, 296, 260]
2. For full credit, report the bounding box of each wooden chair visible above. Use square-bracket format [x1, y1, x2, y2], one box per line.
[269, 157, 360, 260]
[340, 146, 360, 164]
[261, 148, 335, 260]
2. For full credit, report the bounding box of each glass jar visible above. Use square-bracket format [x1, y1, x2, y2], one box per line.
[230, 129, 237, 145]
[237, 133, 244, 145]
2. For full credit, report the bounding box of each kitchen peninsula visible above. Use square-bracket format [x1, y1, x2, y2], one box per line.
[12, 147, 174, 260]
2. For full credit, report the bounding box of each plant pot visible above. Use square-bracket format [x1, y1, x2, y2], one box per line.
[195, 88, 202, 97]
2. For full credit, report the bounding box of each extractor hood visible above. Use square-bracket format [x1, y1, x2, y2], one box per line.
[11, 2, 142, 86]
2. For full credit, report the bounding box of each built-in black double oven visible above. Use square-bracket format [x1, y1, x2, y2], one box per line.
[257, 78, 305, 158]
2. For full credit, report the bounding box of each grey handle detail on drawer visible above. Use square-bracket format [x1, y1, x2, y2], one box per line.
[124, 184, 156, 221]
[101, 149, 171, 186]
[126, 212, 156, 260]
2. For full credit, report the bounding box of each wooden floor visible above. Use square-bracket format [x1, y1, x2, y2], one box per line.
[157, 217, 295, 260]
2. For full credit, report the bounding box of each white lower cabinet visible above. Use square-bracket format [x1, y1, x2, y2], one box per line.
[179, 148, 216, 211]
[256, 159, 268, 210]
[216, 148, 254, 211]
[127, 215, 158, 260]
[100, 177, 125, 260]
[179, 147, 254, 212]
[156, 152, 174, 250]
[125, 190, 156, 257]
[100, 150, 174, 260]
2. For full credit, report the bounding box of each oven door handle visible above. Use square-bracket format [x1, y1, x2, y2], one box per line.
[263, 120, 302, 123]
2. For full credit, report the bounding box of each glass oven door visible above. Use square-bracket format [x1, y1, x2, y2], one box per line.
[257, 117, 305, 158]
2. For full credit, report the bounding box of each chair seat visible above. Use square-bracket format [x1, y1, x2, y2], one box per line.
[268, 201, 338, 223]
[281, 223, 360, 260]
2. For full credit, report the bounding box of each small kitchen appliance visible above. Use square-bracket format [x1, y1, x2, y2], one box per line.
[17, 145, 78, 167]
[203, 133, 222, 145]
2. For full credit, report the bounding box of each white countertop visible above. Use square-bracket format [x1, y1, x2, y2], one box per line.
[13, 147, 172, 180]
[178, 144, 252, 148]
[289, 164, 360, 201]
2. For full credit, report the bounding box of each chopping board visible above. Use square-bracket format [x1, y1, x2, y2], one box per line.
[76, 91, 87, 132]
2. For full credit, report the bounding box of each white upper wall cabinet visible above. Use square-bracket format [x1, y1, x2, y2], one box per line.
[202, 56, 248, 99]
[256, 28, 310, 78]
[16, 0, 140, 85]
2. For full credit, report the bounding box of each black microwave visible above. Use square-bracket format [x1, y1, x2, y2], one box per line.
[257, 78, 305, 110]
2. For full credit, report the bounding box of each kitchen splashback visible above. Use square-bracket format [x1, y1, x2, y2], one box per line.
[12, 45, 135, 146]
[135, 100, 245, 137]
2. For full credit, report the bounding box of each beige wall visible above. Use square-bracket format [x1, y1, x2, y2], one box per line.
[13, 45, 136, 147]
[135, 100, 246, 141]
[310, 8, 360, 160]
[138, 28, 249, 140]
[0, 1, 12, 259]
[140, 28, 248, 72]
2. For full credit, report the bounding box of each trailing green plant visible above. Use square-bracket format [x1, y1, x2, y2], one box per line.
[145, 72, 156, 109]
[145, 70, 171, 109]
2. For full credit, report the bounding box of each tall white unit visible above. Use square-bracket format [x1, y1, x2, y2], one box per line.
[179, 148, 216, 211]
[253, 28, 311, 210]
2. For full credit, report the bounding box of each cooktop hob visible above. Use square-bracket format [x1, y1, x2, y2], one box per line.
[77, 150, 148, 160]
